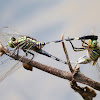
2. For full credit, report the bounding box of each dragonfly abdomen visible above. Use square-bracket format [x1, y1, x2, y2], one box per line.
[88, 47, 100, 61]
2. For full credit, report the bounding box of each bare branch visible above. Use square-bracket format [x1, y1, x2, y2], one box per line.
[0, 41, 100, 92]
[61, 34, 74, 73]
[4, 50, 100, 91]
[61, 34, 97, 99]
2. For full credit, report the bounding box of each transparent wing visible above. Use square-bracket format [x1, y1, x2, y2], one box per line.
[0, 55, 10, 65]
[0, 55, 22, 82]
[0, 27, 40, 82]
[0, 27, 24, 46]
[0, 49, 39, 82]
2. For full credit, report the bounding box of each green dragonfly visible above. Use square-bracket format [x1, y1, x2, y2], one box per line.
[69, 34, 100, 73]
[0, 27, 98, 82]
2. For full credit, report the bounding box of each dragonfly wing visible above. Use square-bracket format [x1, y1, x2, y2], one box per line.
[0, 48, 38, 82]
[0, 27, 23, 46]
[0, 55, 22, 82]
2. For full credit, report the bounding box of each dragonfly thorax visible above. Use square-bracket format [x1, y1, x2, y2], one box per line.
[7, 36, 46, 51]
[87, 45, 100, 61]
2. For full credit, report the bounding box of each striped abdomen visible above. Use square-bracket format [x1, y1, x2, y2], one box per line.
[88, 46, 100, 61]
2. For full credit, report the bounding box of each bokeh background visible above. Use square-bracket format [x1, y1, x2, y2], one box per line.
[0, 0, 100, 100]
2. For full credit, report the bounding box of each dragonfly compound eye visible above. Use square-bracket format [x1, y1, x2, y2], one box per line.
[91, 40, 97, 47]
[11, 37, 16, 41]
[7, 40, 15, 48]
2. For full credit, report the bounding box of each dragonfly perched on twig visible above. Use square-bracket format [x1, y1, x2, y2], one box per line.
[0, 27, 98, 82]
[69, 33, 100, 72]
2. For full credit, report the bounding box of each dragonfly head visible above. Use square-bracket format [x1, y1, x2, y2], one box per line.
[88, 39, 97, 47]
[7, 37, 16, 48]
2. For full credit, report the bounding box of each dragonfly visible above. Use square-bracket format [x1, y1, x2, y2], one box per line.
[69, 34, 100, 72]
[0, 27, 98, 82]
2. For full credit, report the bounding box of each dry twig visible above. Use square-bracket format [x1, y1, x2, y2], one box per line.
[0, 41, 100, 100]
[61, 34, 97, 100]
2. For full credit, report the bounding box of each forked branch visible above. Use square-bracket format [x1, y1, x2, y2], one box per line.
[61, 34, 97, 100]
[0, 41, 100, 97]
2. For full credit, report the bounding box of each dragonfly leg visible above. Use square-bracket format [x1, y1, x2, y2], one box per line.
[23, 49, 34, 57]
[16, 49, 19, 56]
[11, 47, 19, 56]
[69, 40, 85, 51]
[81, 40, 89, 48]
[23, 49, 34, 64]
[82, 43, 87, 48]
[27, 52, 34, 64]
[23, 49, 28, 56]
[81, 39, 88, 45]
[27, 51, 34, 60]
